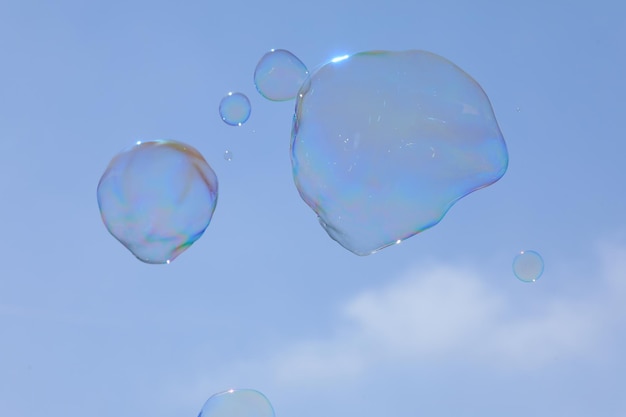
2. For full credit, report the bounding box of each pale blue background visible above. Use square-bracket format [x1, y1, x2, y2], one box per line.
[1, 0, 625, 416]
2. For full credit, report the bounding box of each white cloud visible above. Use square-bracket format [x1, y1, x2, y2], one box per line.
[178, 240, 626, 412]
[342, 265, 503, 357]
[271, 242, 626, 385]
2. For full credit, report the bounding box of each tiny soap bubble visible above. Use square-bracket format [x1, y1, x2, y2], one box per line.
[513, 250, 544, 282]
[219, 92, 251, 126]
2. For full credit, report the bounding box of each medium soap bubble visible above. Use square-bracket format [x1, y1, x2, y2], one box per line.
[513, 250, 544, 282]
[97, 140, 218, 264]
[254, 49, 309, 101]
[291, 50, 509, 255]
[223, 150, 233, 161]
[198, 389, 275, 417]
[219, 92, 251, 126]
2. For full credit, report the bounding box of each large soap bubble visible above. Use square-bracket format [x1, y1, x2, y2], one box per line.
[291, 50, 508, 255]
[198, 389, 275, 417]
[97, 140, 218, 264]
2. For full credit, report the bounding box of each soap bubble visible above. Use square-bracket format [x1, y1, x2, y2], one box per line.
[224, 150, 233, 161]
[254, 49, 309, 101]
[198, 389, 275, 417]
[291, 50, 509, 255]
[513, 250, 544, 282]
[97, 140, 218, 264]
[219, 92, 251, 126]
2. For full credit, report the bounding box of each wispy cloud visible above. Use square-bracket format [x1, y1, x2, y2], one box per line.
[271, 242, 625, 384]
[177, 240, 626, 414]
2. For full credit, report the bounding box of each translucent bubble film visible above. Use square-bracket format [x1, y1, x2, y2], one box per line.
[198, 389, 275, 417]
[291, 50, 509, 255]
[97, 140, 218, 264]
[254, 49, 309, 101]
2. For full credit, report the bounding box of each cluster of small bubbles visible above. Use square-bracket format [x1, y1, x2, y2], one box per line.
[198, 389, 275, 417]
[513, 250, 544, 282]
[219, 92, 251, 126]
[223, 150, 233, 161]
[96, 140, 218, 264]
[254, 49, 309, 101]
[291, 49, 509, 255]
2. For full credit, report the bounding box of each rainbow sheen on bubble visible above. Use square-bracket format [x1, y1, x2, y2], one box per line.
[513, 250, 544, 282]
[219, 92, 251, 126]
[198, 389, 275, 417]
[254, 49, 309, 101]
[97, 140, 218, 264]
[291, 50, 509, 255]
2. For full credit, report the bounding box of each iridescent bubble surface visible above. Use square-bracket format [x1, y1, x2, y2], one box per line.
[254, 49, 309, 101]
[97, 140, 218, 264]
[513, 250, 544, 282]
[198, 389, 275, 417]
[219, 92, 251, 126]
[291, 50, 509, 255]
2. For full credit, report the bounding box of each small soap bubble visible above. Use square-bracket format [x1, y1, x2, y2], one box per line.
[198, 389, 275, 417]
[224, 150, 233, 161]
[254, 49, 309, 101]
[291, 50, 509, 255]
[513, 250, 544, 282]
[219, 92, 251, 126]
[97, 140, 218, 264]
[516, 106, 521, 112]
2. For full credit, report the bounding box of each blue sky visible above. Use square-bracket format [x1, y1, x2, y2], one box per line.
[1, 0, 625, 416]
